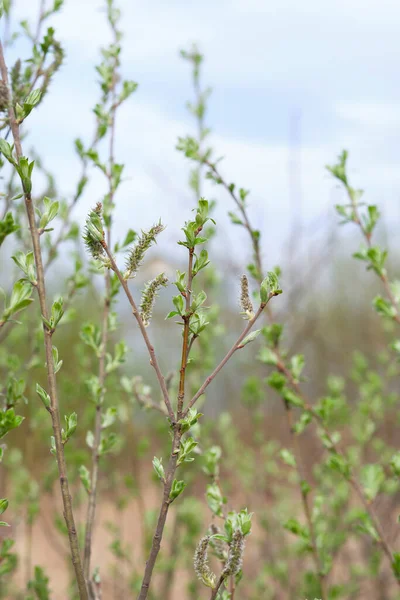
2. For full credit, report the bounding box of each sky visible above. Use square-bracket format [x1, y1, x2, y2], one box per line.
[5, 0, 400, 269]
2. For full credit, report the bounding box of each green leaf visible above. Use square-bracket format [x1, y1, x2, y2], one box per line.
[280, 448, 296, 468]
[260, 271, 282, 303]
[0, 212, 19, 246]
[169, 479, 187, 502]
[0, 408, 24, 439]
[152, 457, 165, 482]
[0, 499, 8, 515]
[360, 464, 385, 501]
[238, 329, 261, 348]
[206, 482, 224, 516]
[79, 465, 91, 494]
[392, 553, 400, 581]
[36, 383, 51, 409]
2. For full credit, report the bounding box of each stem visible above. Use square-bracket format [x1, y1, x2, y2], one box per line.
[177, 248, 194, 418]
[184, 303, 267, 416]
[348, 191, 400, 325]
[204, 160, 262, 280]
[207, 161, 330, 592]
[137, 430, 182, 600]
[210, 575, 226, 600]
[83, 27, 120, 582]
[161, 511, 181, 600]
[0, 40, 88, 600]
[83, 287, 110, 580]
[102, 243, 175, 421]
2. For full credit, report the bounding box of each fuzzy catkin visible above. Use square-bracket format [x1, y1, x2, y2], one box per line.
[193, 535, 217, 589]
[240, 274, 254, 319]
[0, 81, 9, 112]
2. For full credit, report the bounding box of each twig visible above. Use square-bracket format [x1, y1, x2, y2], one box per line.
[210, 575, 225, 600]
[83, 29, 120, 583]
[208, 160, 328, 596]
[137, 430, 182, 600]
[177, 247, 194, 418]
[101, 242, 175, 421]
[184, 303, 267, 416]
[0, 39, 88, 600]
[346, 188, 400, 325]
[205, 159, 262, 280]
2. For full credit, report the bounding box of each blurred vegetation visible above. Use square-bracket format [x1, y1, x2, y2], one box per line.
[0, 1, 400, 600]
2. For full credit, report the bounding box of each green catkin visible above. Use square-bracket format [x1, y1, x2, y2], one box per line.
[124, 222, 164, 279]
[222, 529, 245, 578]
[139, 273, 168, 326]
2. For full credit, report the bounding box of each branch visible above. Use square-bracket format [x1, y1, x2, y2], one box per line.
[137, 430, 182, 600]
[0, 39, 88, 600]
[345, 187, 400, 325]
[177, 247, 194, 418]
[183, 302, 268, 417]
[102, 242, 175, 421]
[84, 29, 121, 582]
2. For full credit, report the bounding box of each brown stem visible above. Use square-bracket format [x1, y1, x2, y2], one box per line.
[184, 303, 267, 416]
[137, 430, 182, 600]
[209, 162, 330, 592]
[161, 511, 181, 600]
[348, 194, 400, 325]
[0, 40, 88, 600]
[83, 48, 119, 581]
[177, 248, 194, 418]
[102, 243, 175, 421]
[205, 160, 262, 279]
[210, 575, 226, 600]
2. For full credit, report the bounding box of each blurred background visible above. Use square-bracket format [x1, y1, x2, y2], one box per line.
[1, 0, 400, 598]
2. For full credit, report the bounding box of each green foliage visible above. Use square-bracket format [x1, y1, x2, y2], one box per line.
[0, 2, 400, 600]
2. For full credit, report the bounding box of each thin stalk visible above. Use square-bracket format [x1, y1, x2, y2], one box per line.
[210, 575, 225, 600]
[161, 511, 181, 600]
[100, 240, 178, 599]
[204, 159, 262, 280]
[0, 40, 88, 600]
[208, 161, 328, 594]
[347, 189, 400, 325]
[101, 242, 174, 421]
[82, 285, 110, 580]
[137, 430, 182, 600]
[177, 248, 194, 418]
[184, 303, 267, 416]
[83, 39, 119, 581]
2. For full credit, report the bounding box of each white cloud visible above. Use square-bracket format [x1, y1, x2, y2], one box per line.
[6, 0, 400, 270]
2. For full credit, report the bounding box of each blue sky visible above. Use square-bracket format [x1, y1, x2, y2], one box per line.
[7, 0, 400, 270]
